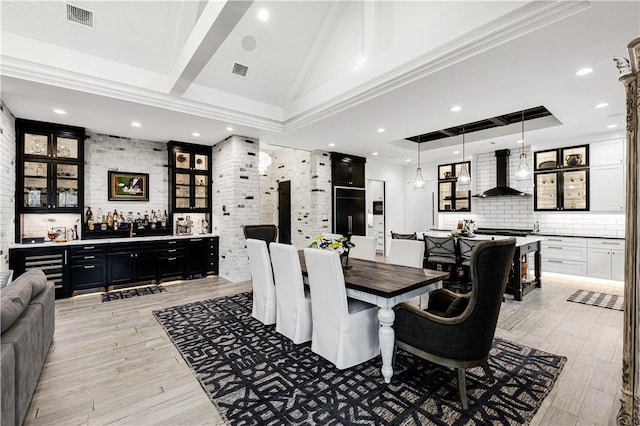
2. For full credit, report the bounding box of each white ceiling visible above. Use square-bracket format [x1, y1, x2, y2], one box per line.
[1, 1, 637, 165]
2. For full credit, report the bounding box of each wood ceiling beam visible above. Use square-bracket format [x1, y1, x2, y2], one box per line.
[168, 0, 253, 96]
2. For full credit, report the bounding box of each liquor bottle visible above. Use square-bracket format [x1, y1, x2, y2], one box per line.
[85, 207, 93, 224]
[161, 210, 167, 228]
[98, 208, 103, 222]
[106, 211, 113, 228]
[127, 211, 133, 223]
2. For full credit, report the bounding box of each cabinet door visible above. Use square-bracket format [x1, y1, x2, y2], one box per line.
[71, 263, 107, 289]
[349, 162, 365, 187]
[108, 253, 134, 285]
[535, 172, 558, 210]
[174, 172, 191, 210]
[159, 256, 185, 279]
[587, 248, 612, 279]
[186, 238, 207, 277]
[590, 165, 624, 212]
[54, 136, 80, 160]
[561, 170, 588, 211]
[135, 250, 157, 281]
[193, 174, 209, 210]
[54, 162, 80, 209]
[611, 249, 625, 282]
[438, 182, 453, 211]
[333, 161, 351, 186]
[23, 160, 50, 209]
[590, 139, 624, 166]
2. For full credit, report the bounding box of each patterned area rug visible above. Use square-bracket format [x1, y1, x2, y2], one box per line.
[153, 292, 566, 425]
[567, 289, 624, 311]
[101, 285, 166, 302]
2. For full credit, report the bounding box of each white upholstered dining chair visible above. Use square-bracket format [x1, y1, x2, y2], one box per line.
[387, 239, 425, 268]
[246, 238, 276, 325]
[269, 242, 312, 344]
[348, 236, 377, 261]
[303, 248, 380, 369]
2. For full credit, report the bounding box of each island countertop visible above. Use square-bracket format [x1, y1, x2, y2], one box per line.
[423, 231, 543, 246]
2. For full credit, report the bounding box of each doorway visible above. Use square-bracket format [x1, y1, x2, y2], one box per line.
[367, 179, 386, 256]
[278, 181, 291, 244]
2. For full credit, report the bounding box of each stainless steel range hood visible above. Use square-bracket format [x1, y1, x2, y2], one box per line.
[473, 149, 531, 198]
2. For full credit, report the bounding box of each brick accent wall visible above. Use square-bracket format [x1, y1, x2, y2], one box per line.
[309, 150, 333, 239]
[212, 135, 259, 282]
[0, 101, 16, 270]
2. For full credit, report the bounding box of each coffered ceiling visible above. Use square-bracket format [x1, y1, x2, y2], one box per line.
[1, 1, 637, 164]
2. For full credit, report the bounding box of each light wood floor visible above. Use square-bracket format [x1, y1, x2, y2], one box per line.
[23, 273, 622, 425]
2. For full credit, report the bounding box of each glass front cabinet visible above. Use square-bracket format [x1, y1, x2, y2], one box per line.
[17, 119, 84, 212]
[437, 161, 471, 212]
[168, 141, 211, 213]
[534, 145, 589, 211]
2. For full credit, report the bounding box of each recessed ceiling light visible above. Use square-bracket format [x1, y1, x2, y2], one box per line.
[226, 126, 233, 131]
[607, 124, 618, 129]
[576, 67, 593, 76]
[450, 105, 462, 112]
[131, 121, 141, 127]
[453, 150, 460, 154]
[328, 143, 336, 147]
[406, 159, 411, 162]
[53, 108, 66, 115]
[595, 102, 609, 109]
[516, 139, 524, 144]
[377, 128, 386, 133]
[372, 152, 378, 156]
[258, 9, 269, 22]
[192, 132, 200, 137]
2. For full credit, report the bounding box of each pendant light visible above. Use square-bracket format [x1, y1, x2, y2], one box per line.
[413, 142, 425, 190]
[515, 110, 531, 180]
[457, 128, 471, 186]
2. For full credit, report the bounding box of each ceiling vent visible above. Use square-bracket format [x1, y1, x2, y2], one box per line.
[65, 3, 95, 30]
[232, 62, 249, 77]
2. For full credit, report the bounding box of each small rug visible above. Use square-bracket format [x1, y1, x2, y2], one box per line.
[153, 292, 566, 425]
[101, 285, 166, 302]
[567, 289, 624, 311]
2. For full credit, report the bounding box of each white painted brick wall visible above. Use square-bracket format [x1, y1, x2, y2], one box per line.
[309, 150, 332, 238]
[0, 101, 16, 270]
[212, 135, 259, 282]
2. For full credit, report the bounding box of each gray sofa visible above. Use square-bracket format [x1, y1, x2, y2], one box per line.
[1, 269, 55, 426]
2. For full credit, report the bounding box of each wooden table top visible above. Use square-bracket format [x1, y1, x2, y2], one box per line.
[298, 251, 449, 299]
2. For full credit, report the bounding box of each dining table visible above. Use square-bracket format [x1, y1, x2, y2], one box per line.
[298, 252, 449, 383]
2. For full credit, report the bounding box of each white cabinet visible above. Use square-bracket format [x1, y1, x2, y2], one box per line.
[590, 165, 624, 212]
[542, 237, 587, 276]
[590, 139, 624, 167]
[371, 181, 384, 201]
[587, 239, 625, 281]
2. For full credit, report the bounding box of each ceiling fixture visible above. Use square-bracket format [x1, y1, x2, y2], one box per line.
[607, 124, 618, 129]
[450, 105, 462, 112]
[131, 121, 141, 127]
[258, 9, 269, 22]
[192, 132, 200, 137]
[232, 62, 249, 77]
[515, 110, 531, 180]
[328, 143, 336, 147]
[576, 67, 593, 76]
[377, 128, 386, 133]
[226, 126, 233, 131]
[53, 108, 66, 114]
[413, 142, 425, 190]
[65, 3, 95, 30]
[457, 128, 471, 186]
[595, 102, 609, 109]
[372, 152, 378, 156]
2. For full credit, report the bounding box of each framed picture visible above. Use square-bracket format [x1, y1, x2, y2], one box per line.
[108, 171, 149, 201]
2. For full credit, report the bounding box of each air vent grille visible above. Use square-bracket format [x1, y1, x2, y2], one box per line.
[232, 62, 249, 77]
[66, 3, 95, 29]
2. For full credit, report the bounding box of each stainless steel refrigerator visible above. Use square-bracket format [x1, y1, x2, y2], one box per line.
[334, 187, 366, 236]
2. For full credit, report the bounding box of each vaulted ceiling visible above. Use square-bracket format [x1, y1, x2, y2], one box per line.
[1, 1, 637, 164]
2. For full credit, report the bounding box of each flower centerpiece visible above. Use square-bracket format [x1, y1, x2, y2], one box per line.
[451, 219, 476, 237]
[308, 234, 356, 268]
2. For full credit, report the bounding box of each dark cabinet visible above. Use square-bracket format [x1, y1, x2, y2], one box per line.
[207, 236, 219, 274]
[9, 246, 70, 298]
[70, 245, 107, 290]
[158, 240, 185, 280]
[331, 153, 366, 187]
[334, 188, 366, 236]
[168, 141, 211, 214]
[534, 145, 589, 211]
[437, 162, 471, 212]
[107, 243, 157, 285]
[185, 238, 207, 278]
[16, 119, 84, 216]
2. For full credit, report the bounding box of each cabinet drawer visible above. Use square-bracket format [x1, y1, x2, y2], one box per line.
[158, 255, 185, 278]
[71, 263, 107, 289]
[542, 245, 587, 262]
[542, 237, 587, 248]
[71, 245, 107, 256]
[543, 259, 587, 276]
[587, 239, 624, 249]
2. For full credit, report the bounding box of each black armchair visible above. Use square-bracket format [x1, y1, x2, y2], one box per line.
[393, 238, 516, 409]
[242, 224, 278, 243]
[391, 231, 417, 240]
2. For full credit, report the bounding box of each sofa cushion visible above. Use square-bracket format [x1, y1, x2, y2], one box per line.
[1, 344, 16, 426]
[23, 269, 47, 297]
[0, 277, 32, 334]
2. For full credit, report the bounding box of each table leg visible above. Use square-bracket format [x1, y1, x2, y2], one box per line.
[378, 307, 395, 383]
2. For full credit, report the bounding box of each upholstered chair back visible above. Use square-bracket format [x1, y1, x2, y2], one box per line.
[243, 224, 278, 243]
[246, 239, 276, 325]
[270, 242, 312, 344]
[391, 231, 417, 240]
[387, 239, 425, 268]
[349, 236, 377, 261]
[458, 237, 484, 266]
[425, 236, 458, 264]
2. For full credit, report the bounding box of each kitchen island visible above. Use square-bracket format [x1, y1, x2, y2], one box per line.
[424, 232, 543, 301]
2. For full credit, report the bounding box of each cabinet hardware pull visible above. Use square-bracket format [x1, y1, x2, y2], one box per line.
[168, 241, 176, 244]
[64, 251, 67, 264]
[191, 239, 203, 242]
[168, 257, 176, 261]
[84, 246, 95, 249]
[548, 260, 563, 263]
[84, 265, 95, 269]
[547, 246, 563, 249]
[84, 255, 95, 259]
[602, 242, 621, 245]
[168, 249, 176, 253]
[547, 238, 562, 242]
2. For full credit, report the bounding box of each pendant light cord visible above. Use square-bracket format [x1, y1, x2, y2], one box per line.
[521, 111, 525, 154]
